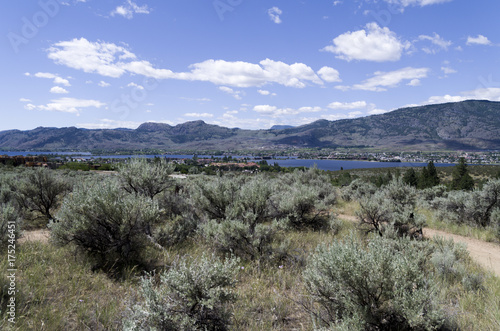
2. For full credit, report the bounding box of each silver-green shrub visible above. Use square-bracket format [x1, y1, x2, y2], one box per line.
[340, 178, 377, 202]
[418, 185, 448, 209]
[191, 175, 243, 221]
[274, 168, 336, 230]
[14, 168, 71, 221]
[196, 171, 338, 261]
[119, 158, 174, 200]
[0, 175, 15, 205]
[124, 254, 239, 331]
[51, 179, 161, 273]
[155, 180, 199, 246]
[357, 179, 425, 238]
[154, 214, 198, 247]
[433, 179, 500, 227]
[197, 175, 286, 262]
[303, 234, 444, 330]
[0, 203, 20, 249]
[201, 219, 281, 262]
[430, 236, 484, 292]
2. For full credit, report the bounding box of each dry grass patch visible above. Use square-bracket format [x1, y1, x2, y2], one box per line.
[0, 241, 136, 330]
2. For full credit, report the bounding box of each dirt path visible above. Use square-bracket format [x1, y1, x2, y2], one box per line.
[18, 229, 50, 244]
[423, 228, 500, 277]
[337, 214, 500, 278]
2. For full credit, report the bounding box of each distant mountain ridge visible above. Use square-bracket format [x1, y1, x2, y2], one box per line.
[270, 125, 295, 130]
[1, 100, 500, 152]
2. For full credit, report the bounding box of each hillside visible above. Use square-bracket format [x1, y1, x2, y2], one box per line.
[1, 100, 500, 152]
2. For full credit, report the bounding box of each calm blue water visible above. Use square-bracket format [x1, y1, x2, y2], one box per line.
[0, 151, 454, 171]
[266, 159, 454, 171]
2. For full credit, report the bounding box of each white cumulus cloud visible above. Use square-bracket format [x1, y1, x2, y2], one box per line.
[127, 82, 144, 89]
[184, 112, 214, 118]
[427, 88, 500, 104]
[418, 33, 452, 53]
[47, 38, 328, 88]
[317, 66, 342, 83]
[371, 0, 453, 9]
[441, 66, 457, 75]
[327, 101, 368, 110]
[98, 81, 111, 87]
[111, 0, 150, 19]
[323, 22, 410, 62]
[337, 67, 429, 91]
[77, 119, 143, 129]
[257, 89, 276, 96]
[466, 35, 492, 46]
[268, 7, 282, 24]
[219, 86, 243, 100]
[25, 97, 106, 114]
[29, 72, 71, 86]
[50, 86, 69, 94]
[253, 105, 323, 117]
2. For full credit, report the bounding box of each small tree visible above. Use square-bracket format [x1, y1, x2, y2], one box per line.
[124, 254, 239, 331]
[402, 168, 418, 188]
[14, 168, 71, 221]
[119, 158, 174, 200]
[451, 157, 474, 191]
[419, 161, 440, 189]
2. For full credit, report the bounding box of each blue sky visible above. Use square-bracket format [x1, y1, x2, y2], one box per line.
[1, 0, 500, 131]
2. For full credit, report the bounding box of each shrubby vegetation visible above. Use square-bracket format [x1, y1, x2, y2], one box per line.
[51, 179, 162, 275]
[355, 178, 425, 238]
[304, 234, 446, 330]
[12, 167, 71, 223]
[119, 158, 175, 199]
[2, 160, 500, 330]
[431, 179, 500, 230]
[0, 203, 20, 249]
[124, 254, 239, 331]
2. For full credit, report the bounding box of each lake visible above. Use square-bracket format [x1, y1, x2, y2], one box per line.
[0, 151, 455, 171]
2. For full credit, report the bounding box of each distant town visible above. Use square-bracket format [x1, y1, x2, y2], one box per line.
[1, 150, 499, 170]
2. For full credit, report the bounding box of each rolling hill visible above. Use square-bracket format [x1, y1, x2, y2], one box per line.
[1, 100, 500, 152]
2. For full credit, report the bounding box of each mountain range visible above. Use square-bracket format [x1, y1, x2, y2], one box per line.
[1, 100, 500, 152]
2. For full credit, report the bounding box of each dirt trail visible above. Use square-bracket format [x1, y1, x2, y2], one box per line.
[337, 214, 500, 278]
[423, 228, 500, 277]
[18, 229, 50, 244]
